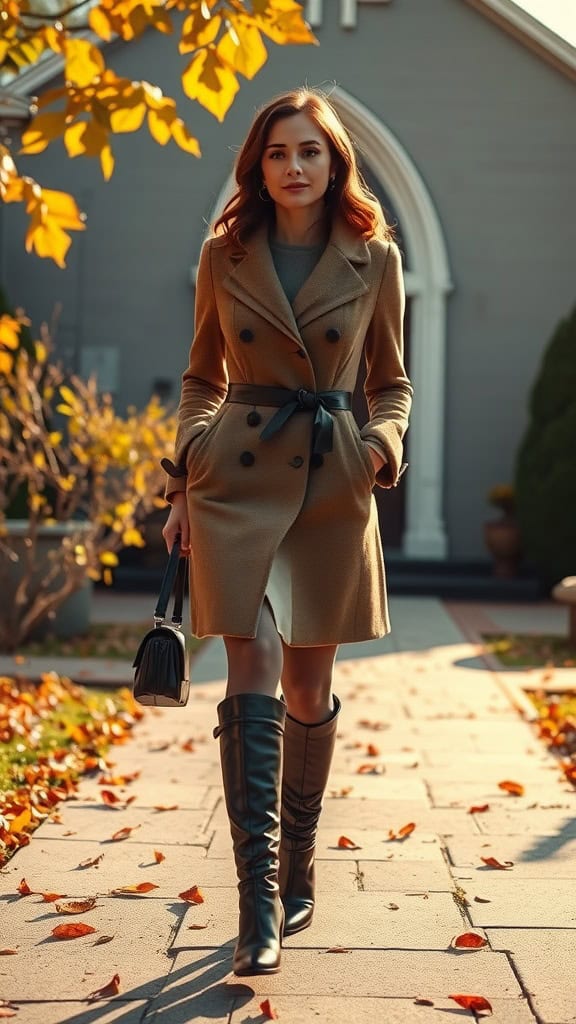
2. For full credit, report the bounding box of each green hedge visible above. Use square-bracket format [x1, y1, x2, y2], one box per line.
[515, 306, 576, 586]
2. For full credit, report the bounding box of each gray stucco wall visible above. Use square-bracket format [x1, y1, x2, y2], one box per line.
[3, 0, 575, 559]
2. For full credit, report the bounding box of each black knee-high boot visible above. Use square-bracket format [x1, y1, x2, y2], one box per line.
[213, 693, 285, 975]
[279, 696, 341, 936]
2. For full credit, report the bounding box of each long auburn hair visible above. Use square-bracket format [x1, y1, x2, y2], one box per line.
[213, 88, 393, 247]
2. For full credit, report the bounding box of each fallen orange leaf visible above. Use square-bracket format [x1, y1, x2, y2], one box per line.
[481, 856, 514, 870]
[179, 885, 204, 904]
[51, 922, 96, 939]
[181, 739, 195, 752]
[449, 994, 492, 1013]
[0, 1003, 18, 1018]
[0, 950, 18, 955]
[153, 805, 179, 812]
[498, 780, 525, 796]
[100, 790, 122, 805]
[366, 743, 380, 756]
[356, 763, 384, 775]
[78, 854, 104, 868]
[17, 878, 33, 896]
[110, 825, 141, 841]
[154, 850, 166, 864]
[388, 822, 416, 840]
[40, 892, 66, 903]
[55, 899, 97, 914]
[87, 973, 120, 1002]
[468, 804, 490, 814]
[337, 835, 362, 850]
[259, 999, 279, 1020]
[111, 883, 159, 895]
[451, 932, 488, 950]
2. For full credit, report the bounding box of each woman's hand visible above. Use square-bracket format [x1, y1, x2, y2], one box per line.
[162, 493, 191, 556]
[367, 445, 386, 476]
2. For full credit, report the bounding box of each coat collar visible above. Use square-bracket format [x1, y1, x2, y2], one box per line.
[222, 217, 371, 344]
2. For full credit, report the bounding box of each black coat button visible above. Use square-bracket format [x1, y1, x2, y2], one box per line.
[240, 450, 255, 466]
[239, 328, 254, 342]
[310, 453, 324, 469]
[246, 410, 261, 427]
[289, 456, 304, 468]
[326, 328, 340, 342]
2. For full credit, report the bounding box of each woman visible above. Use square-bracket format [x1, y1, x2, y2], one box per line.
[162, 88, 412, 976]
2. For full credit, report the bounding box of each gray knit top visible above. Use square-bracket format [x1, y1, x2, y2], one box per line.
[270, 239, 325, 306]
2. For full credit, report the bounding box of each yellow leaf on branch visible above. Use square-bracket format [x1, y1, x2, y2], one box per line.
[217, 18, 268, 80]
[179, 10, 221, 54]
[182, 46, 239, 122]
[20, 113, 69, 156]
[64, 39, 106, 88]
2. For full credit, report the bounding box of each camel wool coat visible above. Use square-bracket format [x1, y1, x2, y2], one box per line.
[164, 216, 413, 645]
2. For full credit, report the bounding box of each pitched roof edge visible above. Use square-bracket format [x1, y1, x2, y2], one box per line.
[464, 0, 576, 82]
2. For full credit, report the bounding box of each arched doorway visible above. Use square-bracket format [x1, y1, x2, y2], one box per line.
[205, 87, 452, 558]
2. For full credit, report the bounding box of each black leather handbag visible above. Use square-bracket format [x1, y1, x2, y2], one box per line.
[132, 537, 190, 707]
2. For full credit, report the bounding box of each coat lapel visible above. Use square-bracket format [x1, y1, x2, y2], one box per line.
[222, 217, 372, 343]
[223, 224, 302, 345]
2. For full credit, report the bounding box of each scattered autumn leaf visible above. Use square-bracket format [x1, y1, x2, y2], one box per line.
[498, 780, 525, 797]
[94, 934, 115, 945]
[259, 999, 279, 1020]
[17, 878, 34, 896]
[100, 789, 122, 805]
[451, 932, 488, 950]
[337, 835, 361, 850]
[179, 885, 204, 904]
[323, 946, 351, 953]
[111, 883, 159, 895]
[366, 743, 380, 756]
[480, 856, 514, 870]
[87, 973, 120, 1002]
[110, 825, 141, 841]
[356, 763, 384, 775]
[388, 822, 416, 840]
[0, 1003, 18, 1019]
[154, 850, 166, 863]
[78, 854, 104, 869]
[153, 805, 179, 812]
[0, 949, 18, 955]
[449, 994, 493, 1013]
[40, 892, 66, 902]
[51, 922, 96, 939]
[55, 899, 97, 914]
[468, 804, 490, 814]
[187, 923, 208, 930]
[414, 998, 434, 1006]
[474, 896, 492, 903]
[181, 739, 195, 751]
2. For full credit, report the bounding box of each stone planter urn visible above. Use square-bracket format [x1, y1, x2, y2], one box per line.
[483, 517, 522, 578]
[2, 520, 93, 640]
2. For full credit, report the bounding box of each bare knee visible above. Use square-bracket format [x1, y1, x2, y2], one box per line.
[281, 672, 334, 724]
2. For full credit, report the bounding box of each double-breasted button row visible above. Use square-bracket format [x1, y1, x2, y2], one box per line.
[246, 410, 262, 427]
[240, 327, 340, 345]
[239, 451, 325, 470]
[239, 328, 254, 342]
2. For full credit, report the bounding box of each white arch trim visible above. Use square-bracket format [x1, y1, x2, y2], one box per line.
[204, 87, 452, 559]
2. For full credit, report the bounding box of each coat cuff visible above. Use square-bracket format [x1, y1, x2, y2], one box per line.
[361, 423, 406, 488]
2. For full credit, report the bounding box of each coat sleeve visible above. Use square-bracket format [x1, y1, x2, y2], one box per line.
[163, 238, 228, 502]
[360, 241, 413, 489]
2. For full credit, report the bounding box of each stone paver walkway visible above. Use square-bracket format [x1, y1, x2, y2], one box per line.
[1, 597, 575, 1023]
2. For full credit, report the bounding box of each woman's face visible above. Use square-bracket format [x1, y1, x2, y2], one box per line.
[260, 112, 334, 214]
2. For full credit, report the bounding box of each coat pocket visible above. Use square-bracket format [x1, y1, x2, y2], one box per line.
[349, 423, 376, 490]
[185, 407, 227, 477]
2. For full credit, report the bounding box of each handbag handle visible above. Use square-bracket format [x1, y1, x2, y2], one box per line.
[154, 534, 187, 627]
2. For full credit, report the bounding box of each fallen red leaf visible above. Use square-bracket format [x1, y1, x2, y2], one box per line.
[51, 922, 96, 939]
[110, 825, 141, 841]
[451, 932, 488, 950]
[449, 994, 493, 1013]
[337, 835, 361, 850]
[498, 780, 525, 797]
[40, 892, 66, 903]
[481, 856, 514, 870]
[366, 743, 380, 756]
[0, 950, 18, 955]
[179, 885, 204, 904]
[356, 763, 384, 774]
[17, 878, 33, 896]
[111, 883, 159, 895]
[154, 850, 166, 864]
[468, 804, 490, 814]
[100, 790, 122, 805]
[181, 739, 195, 752]
[259, 999, 279, 1020]
[87, 973, 121, 1002]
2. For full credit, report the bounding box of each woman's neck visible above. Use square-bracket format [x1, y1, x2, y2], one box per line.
[272, 206, 329, 247]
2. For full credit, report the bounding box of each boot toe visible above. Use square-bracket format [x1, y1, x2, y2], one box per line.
[233, 946, 282, 975]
